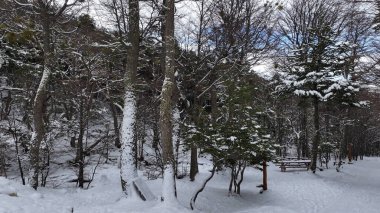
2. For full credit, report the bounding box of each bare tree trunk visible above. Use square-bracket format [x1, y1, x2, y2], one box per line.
[300, 102, 309, 158]
[159, 0, 177, 202]
[310, 97, 320, 173]
[77, 97, 85, 188]
[160, 0, 167, 74]
[348, 143, 353, 163]
[8, 119, 25, 184]
[262, 160, 267, 191]
[190, 102, 200, 181]
[29, 15, 52, 190]
[228, 166, 234, 194]
[120, 0, 140, 197]
[0, 143, 7, 177]
[28, 0, 82, 191]
[190, 144, 198, 181]
[109, 102, 121, 148]
[173, 108, 180, 177]
[236, 162, 246, 195]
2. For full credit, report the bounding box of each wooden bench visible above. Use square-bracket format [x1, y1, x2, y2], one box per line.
[279, 160, 311, 172]
[284, 157, 310, 160]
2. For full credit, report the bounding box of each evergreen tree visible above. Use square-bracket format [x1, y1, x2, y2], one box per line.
[277, 28, 361, 172]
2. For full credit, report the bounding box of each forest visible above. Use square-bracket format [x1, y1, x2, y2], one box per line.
[1, 0, 380, 212]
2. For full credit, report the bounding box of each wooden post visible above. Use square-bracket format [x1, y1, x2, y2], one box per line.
[263, 160, 267, 191]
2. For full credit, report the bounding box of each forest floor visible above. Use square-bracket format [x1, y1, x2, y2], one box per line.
[1, 157, 380, 213]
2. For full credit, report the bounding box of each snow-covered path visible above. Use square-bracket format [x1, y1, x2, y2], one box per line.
[1, 158, 380, 213]
[235, 157, 380, 213]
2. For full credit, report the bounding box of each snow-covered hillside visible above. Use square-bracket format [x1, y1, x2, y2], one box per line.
[1, 158, 380, 213]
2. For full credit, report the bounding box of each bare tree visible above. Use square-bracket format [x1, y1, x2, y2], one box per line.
[22, 0, 83, 190]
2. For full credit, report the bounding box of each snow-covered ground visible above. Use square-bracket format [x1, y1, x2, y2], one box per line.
[1, 157, 380, 213]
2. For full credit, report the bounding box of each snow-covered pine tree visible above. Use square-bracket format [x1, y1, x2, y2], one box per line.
[185, 74, 275, 196]
[277, 28, 360, 172]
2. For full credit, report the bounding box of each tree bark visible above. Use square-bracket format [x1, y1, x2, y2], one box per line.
[190, 144, 198, 181]
[159, 0, 177, 202]
[28, 0, 82, 191]
[120, 0, 140, 196]
[263, 160, 267, 191]
[190, 101, 200, 181]
[109, 101, 121, 148]
[77, 97, 85, 188]
[29, 14, 52, 190]
[300, 102, 309, 158]
[310, 97, 320, 173]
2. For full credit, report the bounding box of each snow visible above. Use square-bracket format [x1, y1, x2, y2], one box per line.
[161, 166, 177, 203]
[251, 63, 275, 80]
[120, 90, 138, 196]
[172, 107, 180, 156]
[1, 157, 380, 213]
[34, 67, 51, 104]
[0, 53, 4, 68]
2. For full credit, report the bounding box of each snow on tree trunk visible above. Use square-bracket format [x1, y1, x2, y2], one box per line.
[172, 107, 180, 177]
[29, 65, 50, 190]
[27, 0, 84, 191]
[29, 9, 53, 191]
[0, 51, 5, 68]
[162, 165, 177, 202]
[119, 0, 140, 197]
[159, 77, 177, 202]
[159, 0, 177, 202]
[120, 90, 138, 196]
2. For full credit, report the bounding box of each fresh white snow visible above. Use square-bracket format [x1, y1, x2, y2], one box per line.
[120, 90, 138, 197]
[1, 157, 380, 213]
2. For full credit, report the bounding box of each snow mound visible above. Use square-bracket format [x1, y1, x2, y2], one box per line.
[0, 177, 17, 196]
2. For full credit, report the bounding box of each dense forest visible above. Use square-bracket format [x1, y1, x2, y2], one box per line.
[1, 0, 380, 211]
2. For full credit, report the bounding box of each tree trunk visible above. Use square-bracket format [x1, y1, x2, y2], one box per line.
[277, 116, 284, 157]
[348, 143, 353, 163]
[342, 118, 349, 160]
[109, 101, 121, 148]
[77, 97, 85, 188]
[120, 0, 140, 197]
[0, 143, 7, 177]
[300, 102, 309, 158]
[173, 108, 180, 177]
[160, 0, 167, 75]
[29, 15, 52, 190]
[262, 160, 267, 191]
[159, 0, 177, 202]
[190, 144, 198, 181]
[190, 101, 200, 181]
[310, 97, 320, 173]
